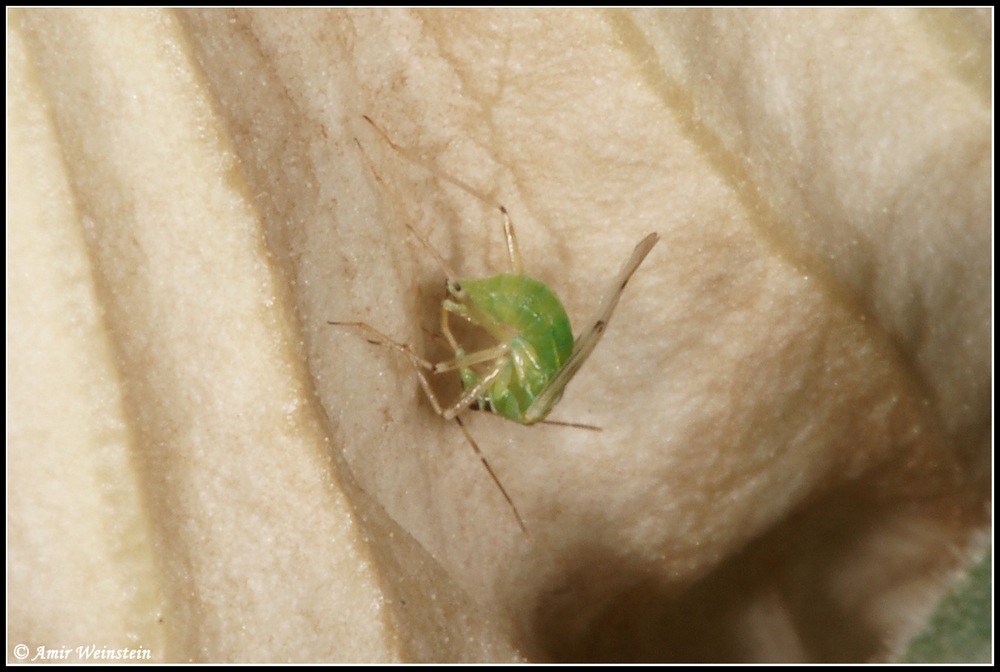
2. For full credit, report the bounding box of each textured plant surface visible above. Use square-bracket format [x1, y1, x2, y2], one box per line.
[7, 8, 991, 663]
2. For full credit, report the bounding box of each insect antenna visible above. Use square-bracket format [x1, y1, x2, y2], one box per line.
[362, 115, 499, 208]
[354, 136, 460, 281]
[402, 223, 459, 282]
[362, 115, 523, 274]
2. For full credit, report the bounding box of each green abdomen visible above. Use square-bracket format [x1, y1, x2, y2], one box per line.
[460, 274, 573, 422]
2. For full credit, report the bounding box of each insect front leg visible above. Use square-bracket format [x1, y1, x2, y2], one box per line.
[441, 358, 508, 421]
[443, 295, 516, 345]
[437, 297, 518, 405]
[440, 302, 462, 355]
[437, 301, 511, 370]
[327, 321, 448, 417]
[433, 344, 510, 373]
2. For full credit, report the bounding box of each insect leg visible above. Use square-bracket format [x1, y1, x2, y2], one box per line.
[443, 295, 517, 346]
[434, 344, 510, 373]
[329, 320, 507, 420]
[441, 358, 508, 420]
[328, 321, 447, 417]
[332, 320, 527, 534]
[439, 302, 462, 354]
[453, 415, 528, 536]
[438, 302, 513, 370]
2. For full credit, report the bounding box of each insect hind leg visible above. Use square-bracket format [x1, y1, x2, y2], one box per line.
[453, 415, 529, 536]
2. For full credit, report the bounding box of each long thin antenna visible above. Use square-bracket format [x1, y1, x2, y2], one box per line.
[353, 137, 460, 280]
[362, 115, 499, 207]
[361, 115, 523, 274]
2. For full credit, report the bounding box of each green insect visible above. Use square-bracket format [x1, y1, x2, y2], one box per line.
[332, 116, 659, 534]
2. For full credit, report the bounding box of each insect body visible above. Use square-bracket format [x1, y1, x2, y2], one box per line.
[333, 116, 659, 534]
[449, 273, 573, 424]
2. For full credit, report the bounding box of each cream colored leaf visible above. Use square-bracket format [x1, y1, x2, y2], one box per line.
[7, 8, 990, 662]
